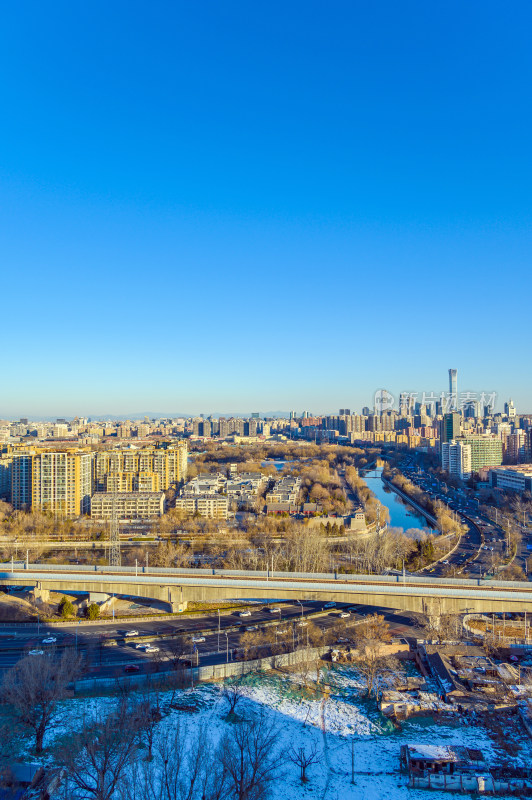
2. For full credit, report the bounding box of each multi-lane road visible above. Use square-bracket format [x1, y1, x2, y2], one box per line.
[397, 457, 523, 578]
[0, 600, 421, 679]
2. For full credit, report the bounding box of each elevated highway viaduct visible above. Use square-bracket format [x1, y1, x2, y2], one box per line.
[1, 567, 532, 615]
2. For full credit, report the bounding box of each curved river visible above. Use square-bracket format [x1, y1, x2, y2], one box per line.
[362, 467, 432, 531]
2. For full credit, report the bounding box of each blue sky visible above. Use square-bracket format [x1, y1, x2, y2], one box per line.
[1, 1, 531, 417]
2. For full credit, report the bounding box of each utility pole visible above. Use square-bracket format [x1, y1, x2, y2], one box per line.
[109, 499, 121, 567]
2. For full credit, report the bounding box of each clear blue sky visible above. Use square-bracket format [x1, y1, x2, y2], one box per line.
[1, 1, 531, 418]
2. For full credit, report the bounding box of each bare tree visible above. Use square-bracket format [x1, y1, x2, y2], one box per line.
[217, 711, 284, 800]
[59, 702, 139, 800]
[221, 682, 245, 717]
[2, 649, 81, 753]
[132, 688, 162, 761]
[351, 614, 401, 698]
[119, 720, 227, 800]
[287, 741, 321, 783]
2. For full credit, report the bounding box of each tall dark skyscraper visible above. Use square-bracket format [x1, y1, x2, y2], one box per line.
[442, 412, 461, 443]
[448, 368, 458, 411]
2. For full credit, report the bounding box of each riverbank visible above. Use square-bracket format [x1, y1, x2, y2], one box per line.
[361, 467, 433, 532]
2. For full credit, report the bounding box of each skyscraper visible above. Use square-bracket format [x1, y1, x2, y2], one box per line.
[448, 368, 458, 411]
[442, 412, 461, 443]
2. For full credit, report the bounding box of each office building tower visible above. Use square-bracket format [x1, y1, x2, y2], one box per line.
[504, 399, 516, 419]
[458, 436, 503, 472]
[442, 412, 461, 443]
[448, 369, 458, 411]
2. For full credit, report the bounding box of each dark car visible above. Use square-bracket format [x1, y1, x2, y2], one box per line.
[124, 664, 140, 673]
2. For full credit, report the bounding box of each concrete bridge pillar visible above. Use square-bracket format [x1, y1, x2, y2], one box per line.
[31, 582, 50, 605]
[166, 585, 187, 613]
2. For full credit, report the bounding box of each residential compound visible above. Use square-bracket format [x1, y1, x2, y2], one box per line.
[0, 441, 187, 518]
[265, 476, 302, 514]
[175, 470, 267, 519]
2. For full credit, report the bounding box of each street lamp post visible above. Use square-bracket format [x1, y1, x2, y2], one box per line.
[225, 632, 230, 663]
[217, 609, 221, 653]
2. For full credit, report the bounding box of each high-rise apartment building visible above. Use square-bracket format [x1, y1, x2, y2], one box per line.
[31, 451, 92, 516]
[11, 453, 34, 510]
[92, 442, 187, 494]
[441, 440, 472, 480]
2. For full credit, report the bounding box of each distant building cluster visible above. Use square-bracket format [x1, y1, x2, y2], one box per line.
[1, 366, 531, 521]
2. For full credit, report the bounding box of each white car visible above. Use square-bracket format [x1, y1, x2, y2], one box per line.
[269, 608, 282, 614]
[125, 630, 139, 637]
[135, 642, 147, 649]
[340, 612, 350, 618]
[324, 602, 336, 609]
[297, 620, 308, 627]
[42, 637, 57, 644]
[246, 625, 258, 632]
[29, 650, 44, 656]
[277, 628, 290, 634]
[191, 636, 205, 643]
[145, 646, 160, 653]
[239, 611, 252, 617]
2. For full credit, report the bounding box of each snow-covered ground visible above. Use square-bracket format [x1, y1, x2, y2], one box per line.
[18, 663, 532, 800]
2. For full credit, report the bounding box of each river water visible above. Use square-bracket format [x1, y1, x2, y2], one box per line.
[362, 467, 432, 532]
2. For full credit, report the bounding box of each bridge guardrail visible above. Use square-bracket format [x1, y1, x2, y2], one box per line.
[2, 561, 530, 592]
[3, 570, 532, 603]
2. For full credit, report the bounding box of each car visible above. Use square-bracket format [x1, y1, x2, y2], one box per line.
[335, 637, 349, 644]
[124, 664, 140, 673]
[28, 650, 44, 656]
[135, 642, 147, 649]
[297, 620, 308, 627]
[42, 636, 57, 644]
[239, 611, 252, 617]
[277, 628, 290, 634]
[246, 625, 258, 632]
[269, 607, 282, 614]
[125, 630, 139, 637]
[145, 646, 160, 653]
[340, 612, 350, 618]
[324, 602, 336, 609]
[191, 636, 205, 643]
